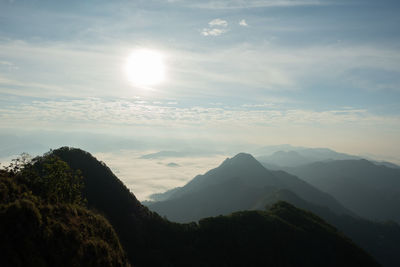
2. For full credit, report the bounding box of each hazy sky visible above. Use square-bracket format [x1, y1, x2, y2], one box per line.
[1, 0, 400, 162]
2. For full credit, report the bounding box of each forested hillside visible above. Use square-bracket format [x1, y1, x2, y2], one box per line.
[0, 155, 130, 267]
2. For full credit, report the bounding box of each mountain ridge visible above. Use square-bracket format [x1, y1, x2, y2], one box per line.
[284, 159, 400, 223]
[148, 151, 400, 267]
[151, 152, 352, 217]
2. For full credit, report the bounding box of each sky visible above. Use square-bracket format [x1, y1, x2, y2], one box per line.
[1, 0, 400, 198]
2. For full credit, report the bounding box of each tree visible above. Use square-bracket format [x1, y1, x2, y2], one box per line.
[15, 154, 84, 205]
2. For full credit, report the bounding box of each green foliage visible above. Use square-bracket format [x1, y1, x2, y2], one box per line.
[0, 159, 131, 267]
[14, 154, 85, 205]
[2, 153, 32, 175]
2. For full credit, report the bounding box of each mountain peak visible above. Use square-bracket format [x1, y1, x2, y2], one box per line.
[231, 152, 256, 161]
[222, 152, 258, 166]
[169, 152, 277, 199]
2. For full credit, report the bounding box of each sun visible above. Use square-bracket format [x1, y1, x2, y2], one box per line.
[125, 49, 166, 86]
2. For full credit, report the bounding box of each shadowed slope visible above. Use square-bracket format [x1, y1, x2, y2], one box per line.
[285, 159, 400, 222]
[0, 167, 130, 267]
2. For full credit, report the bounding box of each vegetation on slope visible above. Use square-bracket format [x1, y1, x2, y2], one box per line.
[0, 155, 130, 267]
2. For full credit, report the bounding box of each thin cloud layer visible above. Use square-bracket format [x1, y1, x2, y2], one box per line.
[1, 98, 398, 130]
[202, 18, 229, 36]
[187, 0, 324, 9]
[209, 18, 228, 27]
[201, 28, 227, 36]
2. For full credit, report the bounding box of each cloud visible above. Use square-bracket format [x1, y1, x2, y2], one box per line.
[94, 150, 228, 200]
[0, 60, 19, 70]
[0, 40, 136, 98]
[201, 28, 228, 36]
[0, 61, 13, 66]
[1, 98, 398, 131]
[173, 42, 400, 96]
[208, 18, 228, 27]
[2, 39, 400, 105]
[239, 19, 248, 26]
[202, 18, 229, 36]
[189, 0, 324, 9]
[2, 97, 399, 168]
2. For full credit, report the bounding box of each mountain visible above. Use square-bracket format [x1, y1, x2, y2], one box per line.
[0, 161, 130, 267]
[148, 152, 400, 267]
[257, 150, 313, 167]
[372, 161, 400, 169]
[148, 186, 182, 201]
[285, 159, 400, 223]
[149, 153, 352, 219]
[250, 188, 400, 267]
[50, 147, 171, 267]
[48, 147, 382, 267]
[166, 162, 180, 167]
[192, 201, 379, 267]
[297, 147, 361, 161]
[254, 145, 361, 168]
[251, 144, 306, 156]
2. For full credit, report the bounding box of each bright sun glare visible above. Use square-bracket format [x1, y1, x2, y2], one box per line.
[125, 49, 166, 86]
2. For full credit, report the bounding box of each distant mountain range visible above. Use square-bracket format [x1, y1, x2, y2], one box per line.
[284, 159, 400, 223]
[253, 147, 400, 223]
[255, 146, 361, 168]
[251, 144, 399, 169]
[147, 152, 400, 267]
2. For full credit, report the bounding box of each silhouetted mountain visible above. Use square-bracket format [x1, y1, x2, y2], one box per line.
[0, 161, 130, 267]
[285, 159, 400, 223]
[148, 152, 400, 267]
[148, 177, 265, 222]
[192, 201, 379, 267]
[47, 147, 381, 267]
[149, 153, 352, 219]
[50, 147, 170, 267]
[250, 188, 400, 267]
[149, 186, 182, 201]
